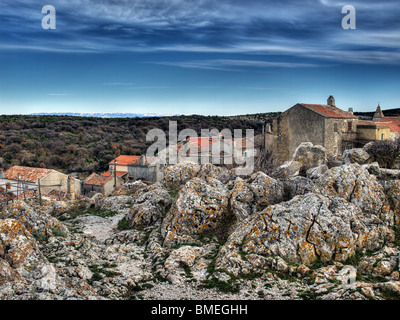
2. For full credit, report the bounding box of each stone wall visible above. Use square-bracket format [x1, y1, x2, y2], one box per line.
[273, 104, 325, 165]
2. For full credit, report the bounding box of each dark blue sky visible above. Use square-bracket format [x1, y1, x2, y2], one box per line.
[0, 0, 399, 115]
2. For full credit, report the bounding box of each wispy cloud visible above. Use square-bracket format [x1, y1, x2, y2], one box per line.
[153, 59, 319, 71]
[0, 0, 399, 65]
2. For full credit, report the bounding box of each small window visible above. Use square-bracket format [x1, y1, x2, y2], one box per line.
[347, 121, 352, 132]
[382, 133, 385, 140]
[334, 122, 338, 133]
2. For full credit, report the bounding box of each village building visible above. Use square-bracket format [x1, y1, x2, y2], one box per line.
[273, 96, 400, 165]
[107, 154, 161, 182]
[156, 134, 264, 167]
[371, 104, 400, 140]
[0, 166, 81, 199]
[82, 172, 123, 196]
[273, 96, 359, 164]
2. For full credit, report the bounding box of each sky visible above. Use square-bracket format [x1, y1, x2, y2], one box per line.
[0, 0, 399, 116]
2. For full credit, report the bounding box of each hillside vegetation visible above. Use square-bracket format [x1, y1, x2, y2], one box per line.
[0, 113, 277, 176]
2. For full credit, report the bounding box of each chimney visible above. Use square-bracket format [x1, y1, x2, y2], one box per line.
[327, 95, 335, 106]
[140, 154, 146, 165]
[348, 107, 353, 114]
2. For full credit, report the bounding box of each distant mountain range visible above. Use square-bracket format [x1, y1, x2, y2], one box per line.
[29, 112, 181, 118]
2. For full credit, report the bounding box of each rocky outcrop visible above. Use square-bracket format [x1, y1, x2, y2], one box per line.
[1, 201, 69, 239]
[126, 183, 172, 229]
[314, 163, 395, 232]
[161, 177, 231, 248]
[162, 162, 201, 189]
[288, 176, 314, 198]
[247, 172, 285, 209]
[0, 219, 97, 299]
[343, 148, 370, 165]
[272, 161, 302, 179]
[216, 193, 390, 275]
[291, 142, 327, 172]
[2, 157, 400, 301]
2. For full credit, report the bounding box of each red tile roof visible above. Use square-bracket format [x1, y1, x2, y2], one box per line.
[109, 155, 152, 166]
[299, 104, 358, 119]
[3, 166, 54, 183]
[109, 155, 140, 166]
[380, 118, 400, 133]
[101, 170, 128, 177]
[83, 173, 112, 186]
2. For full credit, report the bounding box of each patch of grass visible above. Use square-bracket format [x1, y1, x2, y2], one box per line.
[168, 189, 179, 199]
[51, 228, 67, 238]
[61, 208, 119, 221]
[88, 263, 120, 283]
[298, 288, 322, 300]
[199, 277, 240, 294]
[32, 232, 48, 243]
[117, 216, 130, 230]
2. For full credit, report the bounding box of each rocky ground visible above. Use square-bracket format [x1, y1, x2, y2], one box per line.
[1, 143, 400, 300]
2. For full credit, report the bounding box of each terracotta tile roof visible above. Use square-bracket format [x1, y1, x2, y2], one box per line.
[3, 166, 53, 183]
[83, 173, 112, 186]
[187, 137, 219, 147]
[379, 117, 400, 133]
[101, 170, 128, 177]
[299, 104, 358, 119]
[109, 155, 153, 166]
[109, 155, 140, 166]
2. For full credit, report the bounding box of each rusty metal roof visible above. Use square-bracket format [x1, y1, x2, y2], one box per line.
[299, 104, 358, 119]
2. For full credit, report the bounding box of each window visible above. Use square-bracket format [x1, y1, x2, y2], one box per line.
[382, 133, 385, 140]
[334, 122, 338, 133]
[347, 121, 352, 132]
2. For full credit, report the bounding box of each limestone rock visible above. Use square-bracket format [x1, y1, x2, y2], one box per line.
[228, 178, 255, 224]
[197, 163, 224, 179]
[306, 164, 329, 180]
[247, 172, 285, 209]
[216, 193, 390, 274]
[0, 219, 97, 299]
[164, 245, 209, 281]
[314, 163, 395, 232]
[386, 180, 400, 227]
[162, 162, 201, 189]
[161, 177, 230, 248]
[273, 161, 302, 179]
[343, 148, 370, 165]
[291, 142, 327, 172]
[1, 200, 69, 239]
[126, 184, 172, 228]
[288, 176, 314, 198]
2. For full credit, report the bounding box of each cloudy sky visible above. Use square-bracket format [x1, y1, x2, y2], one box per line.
[0, 0, 399, 115]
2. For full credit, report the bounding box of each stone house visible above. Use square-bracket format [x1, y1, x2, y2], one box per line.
[0, 166, 81, 197]
[108, 155, 161, 182]
[82, 172, 123, 196]
[371, 104, 400, 140]
[157, 134, 263, 167]
[273, 96, 358, 164]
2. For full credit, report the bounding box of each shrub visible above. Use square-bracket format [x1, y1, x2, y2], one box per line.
[364, 139, 400, 169]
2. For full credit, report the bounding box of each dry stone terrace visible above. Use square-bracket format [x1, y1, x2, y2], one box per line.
[1, 143, 400, 300]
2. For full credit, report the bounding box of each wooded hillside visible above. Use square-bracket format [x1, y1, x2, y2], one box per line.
[0, 113, 277, 177]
